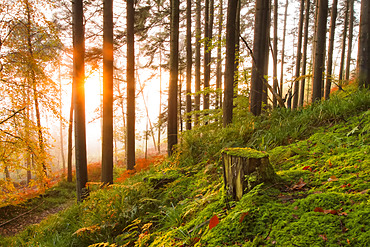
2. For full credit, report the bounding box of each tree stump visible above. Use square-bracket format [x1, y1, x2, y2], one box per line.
[222, 148, 276, 200]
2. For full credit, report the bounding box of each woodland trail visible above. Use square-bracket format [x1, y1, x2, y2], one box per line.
[0, 199, 74, 237]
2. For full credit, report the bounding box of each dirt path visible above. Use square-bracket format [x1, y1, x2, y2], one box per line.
[0, 200, 74, 237]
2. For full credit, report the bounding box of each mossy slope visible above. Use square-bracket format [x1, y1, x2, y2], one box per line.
[1, 89, 369, 247]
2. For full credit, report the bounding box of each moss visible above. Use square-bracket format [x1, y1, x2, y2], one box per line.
[222, 147, 269, 159]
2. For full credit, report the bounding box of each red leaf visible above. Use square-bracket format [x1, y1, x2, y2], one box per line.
[302, 166, 311, 170]
[314, 207, 324, 213]
[209, 215, 219, 230]
[319, 234, 328, 241]
[324, 209, 338, 215]
[239, 212, 249, 223]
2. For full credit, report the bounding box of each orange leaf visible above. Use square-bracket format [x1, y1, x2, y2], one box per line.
[314, 207, 324, 213]
[302, 166, 311, 170]
[319, 234, 328, 241]
[209, 215, 219, 230]
[328, 175, 338, 182]
[239, 212, 249, 223]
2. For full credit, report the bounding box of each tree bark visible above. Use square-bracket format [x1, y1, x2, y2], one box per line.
[223, 0, 238, 126]
[357, 0, 370, 88]
[195, 0, 201, 125]
[292, 0, 305, 109]
[186, 0, 192, 130]
[204, 0, 210, 112]
[280, 0, 289, 100]
[312, 0, 328, 103]
[127, 0, 135, 169]
[299, 0, 311, 107]
[67, 93, 73, 182]
[345, 0, 354, 81]
[250, 0, 270, 116]
[73, 0, 88, 201]
[324, 0, 338, 99]
[168, 0, 179, 156]
[102, 0, 114, 184]
[216, 0, 223, 110]
[272, 0, 278, 108]
[338, 0, 349, 87]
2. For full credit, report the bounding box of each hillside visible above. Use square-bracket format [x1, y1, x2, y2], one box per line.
[0, 88, 369, 246]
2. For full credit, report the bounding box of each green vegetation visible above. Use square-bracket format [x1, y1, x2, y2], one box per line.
[1, 88, 369, 246]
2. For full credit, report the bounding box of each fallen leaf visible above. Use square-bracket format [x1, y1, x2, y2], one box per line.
[294, 206, 298, 210]
[291, 178, 307, 190]
[339, 212, 348, 216]
[347, 239, 350, 245]
[324, 209, 338, 215]
[239, 212, 249, 223]
[328, 175, 338, 182]
[303, 166, 311, 170]
[314, 207, 324, 213]
[209, 215, 219, 230]
[319, 234, 327, 241]
[292, 214, 299, 219]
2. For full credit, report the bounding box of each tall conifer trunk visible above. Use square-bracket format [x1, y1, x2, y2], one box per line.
[126, 0, 135, 169]
[345, 0, 354, 81]
[299, 0, 310, 107]
[186, 0, 192, 130]
[324, 0, 338, 99]
[292, 0, 305, 109]
[73, 0, 88, 201]
[168, 0, 179, 156]
[223, 0, 238, 126]
[312, 0, 328, 103]
[195, 0, 201, 125]
[102, 0, 114, 184]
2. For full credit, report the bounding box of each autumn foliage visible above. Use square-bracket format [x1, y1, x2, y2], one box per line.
[115, 155, 165, 183]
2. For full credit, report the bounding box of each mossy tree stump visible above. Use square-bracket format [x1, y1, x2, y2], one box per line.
[222, 148, 276, 200]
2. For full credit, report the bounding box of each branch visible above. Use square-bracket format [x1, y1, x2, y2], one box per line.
[0, 202, 43, 228]
[240, 35, 285, 108]
[0, 107, 26, 125]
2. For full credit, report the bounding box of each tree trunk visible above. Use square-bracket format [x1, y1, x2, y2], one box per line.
[312, 0, 328, 103]
[234, 0, 240, 98]
[73, 0, 88, 202]
[102, 0, 114, 184]
[25, 0, 47, 180]
[272, 0, 278, 108]
[59, 64, 66, 175]
[195, 0, 201, 125]
[324, 0, 338, 99]
[280, 0, 289, 100]
[250, 0, 270, 116]
[357, 0, 370, 88]
[292, 0, 305, 109]
[223, 0, 238, 126]
[345, 0, 354, 81]
[158, 50, 162, 153]
[204, 0, 210, 113]
[67, 93, 73, 182]
[127, 0, 135, 169]
[168, 0, 179, 156]
[186, 0, 192, 130]
[299, 0, 311, 107]
[216, 0, 223, 110]
[339, 0, 349, 87]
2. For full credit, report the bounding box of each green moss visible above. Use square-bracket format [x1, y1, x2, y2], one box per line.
[222, 147, 269, 159]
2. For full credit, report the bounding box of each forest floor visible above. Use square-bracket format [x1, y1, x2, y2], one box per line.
[0, 180, 76, 237]
[0, 200, 74, 236]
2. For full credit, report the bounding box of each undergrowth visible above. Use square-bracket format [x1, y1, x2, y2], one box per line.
[1, 88, 369, 246]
